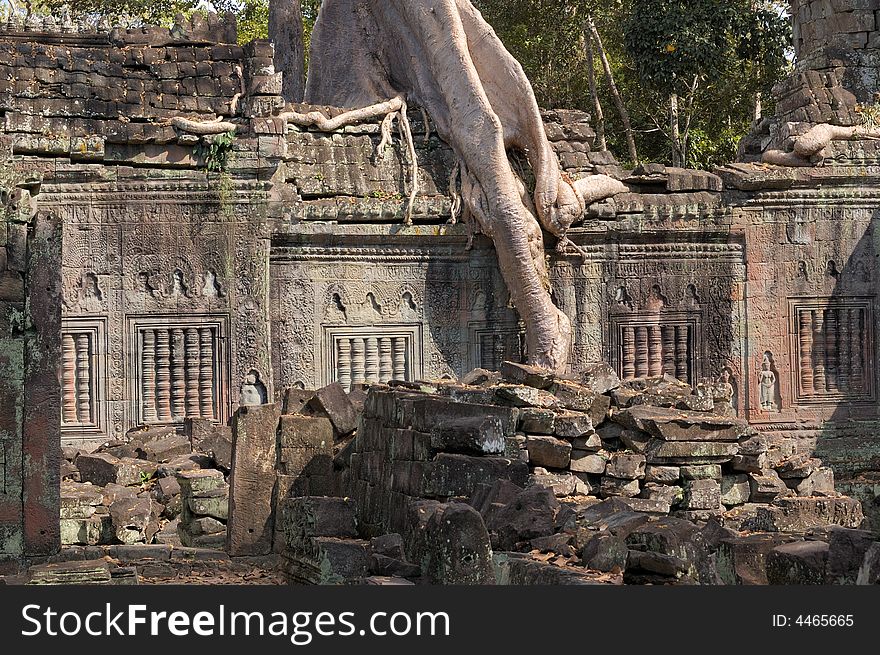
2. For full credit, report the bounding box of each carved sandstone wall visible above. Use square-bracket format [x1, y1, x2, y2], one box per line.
[0, 7, 877, 536]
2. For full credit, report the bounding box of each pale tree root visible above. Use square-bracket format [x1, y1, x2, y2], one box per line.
[280, 94, 420, 224]
[762, 123, 880, 166]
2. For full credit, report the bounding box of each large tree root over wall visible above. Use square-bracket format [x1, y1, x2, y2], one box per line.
[302, 0, 624, 374]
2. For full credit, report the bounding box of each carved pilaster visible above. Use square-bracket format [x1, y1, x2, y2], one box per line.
[141, 329, 158, 423]
[61, 333, 77, 425]
[337, 337, 352, 391]
[155, 329, 172, 422]
[185, 328, 200, 418]
[198, 327, 215, 420]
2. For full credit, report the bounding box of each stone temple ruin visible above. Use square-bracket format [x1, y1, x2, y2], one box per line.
[2, 1, 880, 584]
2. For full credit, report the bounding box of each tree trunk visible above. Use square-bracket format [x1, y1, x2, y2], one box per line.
[582, 29, 606, 151]
[669, 93, 682, 167]
[304, 0, 613, 373]
[587, 16, 637, 164]
[269, 0, 306, 103]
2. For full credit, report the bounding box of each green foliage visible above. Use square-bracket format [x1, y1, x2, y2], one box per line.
[477, 0, 791, 169]
[197, 129, 236, 173]
[35, 0, 201, 25]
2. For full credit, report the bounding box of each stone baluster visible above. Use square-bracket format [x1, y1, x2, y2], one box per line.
[648, 325, 662, 377]
[351, 338, 366, 385]
[849, 309, 863, 392]
[621, 326, 635, 380]
[825, 308, 839, 392]
[839, 309, 851, 393]
[74, 334, 92, 424]
[61, 333, 78, 425]
[798, 309, 815, 397]
[674, 326, 689, 383]
[198, 328, 215, 420]
[185, 328, 200, 417]
[392, 337, 407, 381]
[379, 337, 393, 383]
[635, 326, 649, 378]
[337, 338, 352, 391]
[813, 311, 826, 392]
[170, 329, 186, 420]
[155, 330, 172, 421]
[142, 329, 158, 423]
[661, 326, 675, 376]
[365, 337, 379, 383]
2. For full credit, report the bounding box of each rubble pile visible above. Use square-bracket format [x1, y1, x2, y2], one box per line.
[275, 361, 878, 585]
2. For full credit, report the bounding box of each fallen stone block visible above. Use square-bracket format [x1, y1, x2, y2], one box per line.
[495, 385, 561, 409]
[754, 497, 865, 533]
[766, 540, 830, 585]
[550, 379, 601, 412]
[570, 450, 607, 474]
[721, 474, 751, 507]
[200, 427, 233, 471]
[796, 467, 836, 496]
[645, 465, 680, 483]
[526, 435, 572, 469]
[155, 453, 212, 477]
[777, 453, 822, 479]
[531, 468, 579, 497]
[625, 518, 713, 584]
[410, 502, 495, 585]
[519, 408, 555, 434]
[187, 488, 229, 521]
[825, 527, 876, 585]
[138, 432, 192, 462]
[553, 411, 594, 438]
[228, 404, 281, 556]
[613, 405, 746, 441]
[605, 452, 646, 480]
[282, 537, 371, 585]
[640, 482, 683, 507]
[109, 496, 161, 545]
[430, 417, 508, 456]
[27, 560, 112, 585]
[600, 476, 640, 498]
[501, 360, 555, 389]
[619, 497, 671, 514]
[731, 453, 768, 473]
[60, 517, 105, 546]
[716, 533, 796, 585]
[570, 433, 602, 451]
[857, 543, 880, 584]
[77, 453, 155, 487]
[748, 470, 790, 502]
[682, 479, 721, 510]
[681, 464, 722, 480]
[282, 387, 316, 415]
[425, 454, 529, 498]
[308, 382, 358, 436]
[645, 440, 738, 464]
[60, 482, 102, 519]
[627, 549, 688, 578]
[578, 363, 621, 394]
[580, 533, 629, 572]
[176, 469, 225, 496]
[488, 485, 559, 550]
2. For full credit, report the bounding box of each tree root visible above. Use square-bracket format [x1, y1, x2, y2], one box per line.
[171, 117, 237, 135]
[762, 122, 880, 166]
[280, 93, 420, 224]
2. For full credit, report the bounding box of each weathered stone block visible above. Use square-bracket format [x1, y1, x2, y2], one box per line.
[531, 468, 578, 496]
[578, 362, 621, 394]
[570, 450, 608, 474]
[278, 414, 333, 449]
[187, 488, 229, 521]
[600, 476, 641, 498]
[682, 479, 722, 510]
[430, 417, 508, 456]
[748, 470, 789, 502]
[553, 411, 594, 438]
[754, 497, 865, 532]
[308, 382, 358, 436]
[645, 465, 680, 483]
[825, 527, 876, 585]
[501, 360, 555, 389]
[177, 469, 225, 496]
[519, 408, 555, 434]
[721, 474, 751, 507]
[227, 404, 280, 556]
[606, 453, 646, 480]
[580, 533, 629, 572]
[426, 454, 528, 498]
[716, 533, 795, 585]
[681, 464, 722, 480]
[526, 435, 572, 469]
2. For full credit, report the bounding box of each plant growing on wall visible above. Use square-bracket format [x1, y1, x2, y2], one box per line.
[196, 129, 237, 217]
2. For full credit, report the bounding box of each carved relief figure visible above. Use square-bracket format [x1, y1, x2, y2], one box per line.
[240, 370, 268, 406]
[758, 352, 779, 411]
